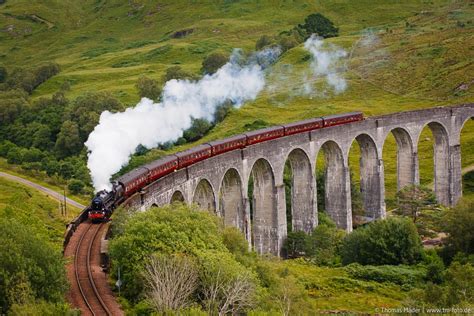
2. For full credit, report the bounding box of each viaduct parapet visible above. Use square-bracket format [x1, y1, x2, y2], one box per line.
[123, 104, 474, 256]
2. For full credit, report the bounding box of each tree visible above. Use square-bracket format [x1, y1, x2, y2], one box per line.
[341, 217, 424, 266]
[67, 92, 123, 141]
[55, 120, 82, 158]
[142, 254, 198, 312]
[135, 75, 162, 101]
[442, 200, 474, 257]
[299, 13, 339, 38]
[201, 52, 228, 74]
[283, 231, 309, 259]
[0, 219, 68, 313]
[197, 250, 256, 315]
[213, 101, 233, 123]
[68, 179, 84, 195]
[183, 118, 212, 142]
[307, 219, 345, 266]
[395, 185, 437, 223]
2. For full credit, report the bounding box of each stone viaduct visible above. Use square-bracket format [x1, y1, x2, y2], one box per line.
[123, 104, 474, 256]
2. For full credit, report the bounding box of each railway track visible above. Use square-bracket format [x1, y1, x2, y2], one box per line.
[74, 222, 111, 315]
[65, 221, 123, 316]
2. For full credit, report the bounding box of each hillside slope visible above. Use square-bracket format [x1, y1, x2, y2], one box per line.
[1, 0, 473, 198]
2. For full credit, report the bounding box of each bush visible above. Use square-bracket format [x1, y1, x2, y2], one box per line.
[341, 217, 424, 266]
[183, 118, 212, 142]
[299, 13, 339, 39]
[255, 35, 274, 50]
[135, 75, 162, 101]
[109, 204, 226, 299]
[163, 66, 196, 82]
[201, 52, 228, 74]
[344, 263, 425, 287]
[283, 231, 309, 259]
[68, 179, 85, 195]
[307, 220, 345, 266]
[442, 200, 474, 259]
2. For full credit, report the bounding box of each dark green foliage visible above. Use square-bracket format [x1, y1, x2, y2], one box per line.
[418, 262, 474, 307]
[463, 170, 474, 193]
[109, 204, 226, 300]
[135, 75, 161, 101]
[0, 66, 6, 83]
[315, 169, 325, 212]
[54, 120, 82, 158]
[6, 63, 59, 94]
[341, 217, 424, 265]
[395, 185, 437, 223]
[344, 263, 425, 287]
[284, 231, 309, 258]
[299, 13, 339, 38]
[307, 218, 345, 266]
[255, 35, 274, 50]
[0, 89, 29, 125]
[68, 179, 85, 194]
[201, 52, 228, 74]
[162, 66, 196, 82]
[423, 249, 445, 284]
[66, 91, 123, 143]
[0, 219, 68, 313]
[441, 201, 474, 263]
[183, 118, 212, 142]
[213, 101, 233, 123]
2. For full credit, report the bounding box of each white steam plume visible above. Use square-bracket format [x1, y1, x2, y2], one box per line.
[304, 34, 348, 94]
[85, 48, 279, 191]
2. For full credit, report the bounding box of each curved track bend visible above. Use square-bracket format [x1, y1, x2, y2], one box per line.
[65, 221, 123, 315]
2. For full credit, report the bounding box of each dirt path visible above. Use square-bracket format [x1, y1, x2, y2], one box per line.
[0, 171, 86, 209]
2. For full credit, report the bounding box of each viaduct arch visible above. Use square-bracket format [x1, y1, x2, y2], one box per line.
[124, 104, 474, 256]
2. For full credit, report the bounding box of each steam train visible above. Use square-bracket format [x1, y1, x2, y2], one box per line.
[87, 111, 363, 222]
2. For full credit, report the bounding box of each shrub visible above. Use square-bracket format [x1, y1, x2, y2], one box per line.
[163, 66, 195, 82]
[183, 118, 212, 142]
[341, 217, 424, 265]
[299, 13, 339, 39]
[109, 204, 226, 299]
[135, 75, 161, 101]
[344, 263, 425, 287]
[283, 231, 309, 259]
[201, 52, 228, 74]
[255, 35, 274, 50]
[307, 221, 345, 266]
[442, 200, 474, 258]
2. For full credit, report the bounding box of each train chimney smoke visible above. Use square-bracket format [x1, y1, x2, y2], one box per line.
[85, 47, 280, 191]
[304, 34, 348, 94]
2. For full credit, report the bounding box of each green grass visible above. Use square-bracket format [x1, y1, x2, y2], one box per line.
[0, 158, 90, 206]
[258, 259, 408, 313]
[0, 176, 81, 248]
[1, 1, 473, 202]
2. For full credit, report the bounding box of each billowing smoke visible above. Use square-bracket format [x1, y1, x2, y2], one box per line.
[266, 35, 348, 104]
[85, 48, 279, 191]
[304, 34, 348, 94]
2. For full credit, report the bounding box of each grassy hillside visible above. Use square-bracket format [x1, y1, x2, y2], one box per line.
[1, 1, 473, 201]
[0, 176, 81, 247]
